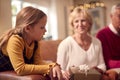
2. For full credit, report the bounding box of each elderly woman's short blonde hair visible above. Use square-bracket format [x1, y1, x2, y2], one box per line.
[69, 6, 93, 33]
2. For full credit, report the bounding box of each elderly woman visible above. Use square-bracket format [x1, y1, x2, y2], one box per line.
[57, 7, 106, 80]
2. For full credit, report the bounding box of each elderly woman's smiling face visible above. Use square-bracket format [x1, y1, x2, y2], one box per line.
[72, 13, 91, 34]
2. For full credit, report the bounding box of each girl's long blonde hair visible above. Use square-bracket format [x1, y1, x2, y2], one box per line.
[0, 6, 46, 49]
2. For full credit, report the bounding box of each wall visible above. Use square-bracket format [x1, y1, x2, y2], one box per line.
[54, 0, 74, 39]
[73, 0, 120, 26]
[0, 0, 12, 35]
[103, 0, 120, 25]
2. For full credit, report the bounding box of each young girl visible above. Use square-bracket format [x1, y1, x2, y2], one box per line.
[0, 6, 62, 80]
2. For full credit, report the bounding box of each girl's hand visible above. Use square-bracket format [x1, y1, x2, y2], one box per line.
[52, 64, 63, 80]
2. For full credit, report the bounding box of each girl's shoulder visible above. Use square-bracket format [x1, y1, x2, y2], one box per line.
[9, 34, 24, 42]
[8, 34, 25, 47]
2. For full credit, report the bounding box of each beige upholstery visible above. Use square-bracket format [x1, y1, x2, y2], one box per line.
[0, 40, 62, 80]
[0, 71, 45, 80]
[40, 40, 62, 62]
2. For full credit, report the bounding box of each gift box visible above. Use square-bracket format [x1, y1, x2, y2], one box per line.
[69, 66, 102, 80]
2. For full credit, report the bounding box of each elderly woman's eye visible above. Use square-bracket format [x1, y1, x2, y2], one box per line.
[81, 19, 86, 22]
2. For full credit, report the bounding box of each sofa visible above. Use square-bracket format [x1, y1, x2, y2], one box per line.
[0, 40, 62, 80]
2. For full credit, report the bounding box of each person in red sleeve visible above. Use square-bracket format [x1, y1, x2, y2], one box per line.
[96, 3, 120, 80]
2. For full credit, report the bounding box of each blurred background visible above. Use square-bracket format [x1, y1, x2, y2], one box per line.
[0, 0, 120, 40]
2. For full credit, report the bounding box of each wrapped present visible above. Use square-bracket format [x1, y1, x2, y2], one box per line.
[69, 66, 102, 80]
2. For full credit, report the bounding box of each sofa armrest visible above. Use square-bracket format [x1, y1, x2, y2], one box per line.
[40, 40, 62, 62]
[0, 71, 45, 80]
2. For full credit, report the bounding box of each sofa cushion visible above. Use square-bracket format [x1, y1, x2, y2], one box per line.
[0, 71, 46, 80]
[40, 40, 62, 62]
